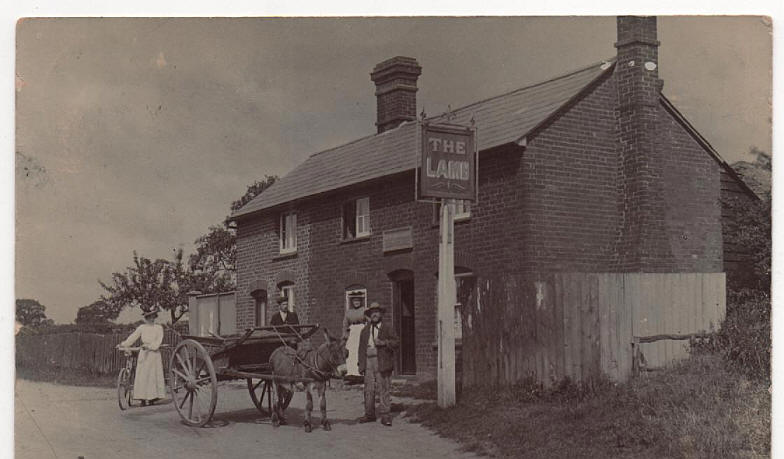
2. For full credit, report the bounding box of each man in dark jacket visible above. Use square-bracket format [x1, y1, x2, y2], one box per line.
[270, 296, 299, 326]
[357, 302, 399, 426]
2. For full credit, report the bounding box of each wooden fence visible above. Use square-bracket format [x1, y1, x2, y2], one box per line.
[460, 272, 725, 387]
[16, 328, 182, 376]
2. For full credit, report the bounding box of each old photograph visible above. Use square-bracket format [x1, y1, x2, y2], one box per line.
[14, 15, 771, 458]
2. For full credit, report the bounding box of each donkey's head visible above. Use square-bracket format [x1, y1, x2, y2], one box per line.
[318, 328, 348, 379]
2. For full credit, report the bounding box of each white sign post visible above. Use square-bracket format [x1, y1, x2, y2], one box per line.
[437, 198, 457, 408]
[417, 121, 476, 409]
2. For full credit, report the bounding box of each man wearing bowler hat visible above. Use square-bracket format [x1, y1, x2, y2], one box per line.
[357, 302, 399, 426]
[270, 295, 299, 326]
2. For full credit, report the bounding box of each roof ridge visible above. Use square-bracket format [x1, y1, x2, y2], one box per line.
[306, 58, 614, 160]
[428, 57, 616, 120]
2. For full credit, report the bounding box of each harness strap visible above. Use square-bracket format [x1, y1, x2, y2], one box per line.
[270, 326, 333, 381]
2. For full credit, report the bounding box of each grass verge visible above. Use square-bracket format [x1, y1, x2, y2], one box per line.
[405, 353, 769, 458]
[16, 364, 116, 388]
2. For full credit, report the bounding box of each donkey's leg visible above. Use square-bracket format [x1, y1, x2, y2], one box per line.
[270, 381, 280, 428]
[277, 386, 288, 425]
[319, 382, 331, 431]
[304, 383, 313, 433]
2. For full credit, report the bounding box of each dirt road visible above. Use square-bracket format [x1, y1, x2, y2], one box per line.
[15, 379, 476, 459]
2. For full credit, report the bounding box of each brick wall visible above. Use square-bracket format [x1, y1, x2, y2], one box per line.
[518, 72, 623, 272]
[235, 148, 534, 379]
[235, 49, 727, 378]
[658, 105, 724, 272]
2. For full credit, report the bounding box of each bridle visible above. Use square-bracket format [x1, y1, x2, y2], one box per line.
[311, 340, 344, 380]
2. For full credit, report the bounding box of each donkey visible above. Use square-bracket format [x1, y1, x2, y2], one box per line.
[269, 329, 348, 432]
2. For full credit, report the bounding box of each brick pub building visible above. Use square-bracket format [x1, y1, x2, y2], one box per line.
[230, 17, 757, 381]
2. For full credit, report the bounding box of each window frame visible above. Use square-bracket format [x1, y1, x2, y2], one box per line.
[355, 197, 371, 237]
[454, 272, 476, 341]
[454, 199, 471, 221]
[432, 199, 472, 225]
[280, 284, 295, 313]
[342, 197, 371, 240]
[279, 212, 298, 254]
[253, 292, 268, 327]
[345, 288, 368, 311]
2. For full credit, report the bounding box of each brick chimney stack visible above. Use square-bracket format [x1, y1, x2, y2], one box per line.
[615, 16, 673, 271]
[371, 56, 422, 134]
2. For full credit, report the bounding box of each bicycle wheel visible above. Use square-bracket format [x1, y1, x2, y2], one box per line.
[117, 368, 134, 410]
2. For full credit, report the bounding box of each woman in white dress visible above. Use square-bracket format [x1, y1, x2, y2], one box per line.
[118, 308, 167, 405]
[342, 295, 367, 382]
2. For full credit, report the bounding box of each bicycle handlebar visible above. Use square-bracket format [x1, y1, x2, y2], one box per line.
[116, 344, 171, 352]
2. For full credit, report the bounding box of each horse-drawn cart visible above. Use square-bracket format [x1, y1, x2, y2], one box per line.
[168, 324, 320, 427]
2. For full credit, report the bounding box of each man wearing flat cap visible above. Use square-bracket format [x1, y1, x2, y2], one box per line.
[357, 302, 399, 426]
[270, 295, 299, 326]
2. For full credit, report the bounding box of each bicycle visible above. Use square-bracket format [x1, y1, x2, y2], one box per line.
[116, 346, 141, 410]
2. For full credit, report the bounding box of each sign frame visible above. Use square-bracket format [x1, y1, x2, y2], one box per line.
[415, 120, 478, 204]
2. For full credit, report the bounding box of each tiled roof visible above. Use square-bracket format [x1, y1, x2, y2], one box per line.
[232, 60, 615, 218]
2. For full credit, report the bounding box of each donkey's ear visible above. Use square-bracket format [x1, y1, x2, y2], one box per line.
[323, 328, 332, 343]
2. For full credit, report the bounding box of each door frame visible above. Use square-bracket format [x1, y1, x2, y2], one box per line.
[388, 269, 415, 375]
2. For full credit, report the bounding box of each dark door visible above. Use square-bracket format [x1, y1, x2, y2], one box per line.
[394, 279, 416, 375]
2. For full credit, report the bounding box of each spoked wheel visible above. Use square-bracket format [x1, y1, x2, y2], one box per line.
[279, 388, 293, 411]
[169, 339, 218, 427]
[247, 378, 270, 415]
[117, 368, 134, 410]
[247, 378, 293, 415]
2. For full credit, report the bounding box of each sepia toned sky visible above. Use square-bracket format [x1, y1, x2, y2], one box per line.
[15, 16, 772, 324]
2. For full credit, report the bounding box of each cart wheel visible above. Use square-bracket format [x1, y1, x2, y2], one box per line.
[247, 378, 269, 415]
[169, 339, 217, 427]
[117, 368, 134, 410]
[280, 388, 293, 410]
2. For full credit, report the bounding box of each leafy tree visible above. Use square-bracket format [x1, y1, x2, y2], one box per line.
[724, 147, 771, 292]
[75, 300, 118, 325]
[16, 299, 54, 328]
[188, 175, 279, 293]
[100, 250, 192, 324]
[189, 225, 236, 292]
[230, 175, 278, 213]
[749, 146, 771, 172]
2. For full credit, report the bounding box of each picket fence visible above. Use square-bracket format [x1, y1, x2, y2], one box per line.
[16, 329, 182, 376]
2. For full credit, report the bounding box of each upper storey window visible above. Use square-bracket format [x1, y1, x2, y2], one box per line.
[279, 212, 297, 253]
[343, 197, 370, 239]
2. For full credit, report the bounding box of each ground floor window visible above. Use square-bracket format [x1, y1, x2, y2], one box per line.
[280, 284, 295, 313]
[455, 274, 476, 340]
[253, 291, 268, 327]
[345, 288, 367, 310]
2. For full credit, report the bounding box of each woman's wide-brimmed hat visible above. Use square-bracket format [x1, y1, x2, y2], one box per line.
[364, 302, 386, 317]
[142, 307, 159, 318]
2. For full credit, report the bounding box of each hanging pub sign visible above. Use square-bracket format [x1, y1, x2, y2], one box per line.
[417, 122, 477, 201]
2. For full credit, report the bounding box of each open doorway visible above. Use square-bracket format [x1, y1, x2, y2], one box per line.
[391, 271, 416, 375]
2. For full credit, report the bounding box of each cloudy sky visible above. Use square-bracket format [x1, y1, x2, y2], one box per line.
[15, 16, 771, 324]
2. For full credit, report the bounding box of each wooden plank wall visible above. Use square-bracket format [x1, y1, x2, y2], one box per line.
[461, 272, 726, 387]
[16, 329, 181, 376]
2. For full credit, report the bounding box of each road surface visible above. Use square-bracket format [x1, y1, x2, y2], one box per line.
[15, 379, 477, 459]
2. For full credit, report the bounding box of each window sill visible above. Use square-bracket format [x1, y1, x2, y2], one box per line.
[430, 216, 471, 228]
[273, 251, 298, 261]
[340, 234, 371, 245]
